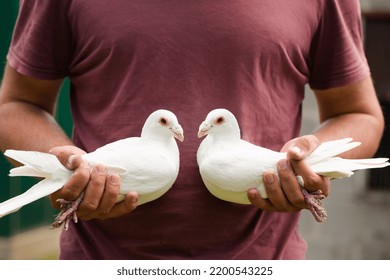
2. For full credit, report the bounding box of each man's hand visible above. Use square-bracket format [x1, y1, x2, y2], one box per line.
[49, 145, 138, 221]
[248, 135, 330, 212]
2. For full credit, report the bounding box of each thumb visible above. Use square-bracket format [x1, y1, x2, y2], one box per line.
[66, 154, 83, 170]
[287, 135, 320, 160]
[49, 145, 86, 169]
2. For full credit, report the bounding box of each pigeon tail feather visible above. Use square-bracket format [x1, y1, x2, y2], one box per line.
[4, 150, 68, 177]
[306, 138, 361, 165]
[0, 149, 72, 218]
[312, 157, 390, 179]
[9, 165, 45, 177]
[0, 178, 65, 218]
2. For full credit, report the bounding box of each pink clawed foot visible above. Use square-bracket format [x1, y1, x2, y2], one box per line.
[301, 188, 327, 222]
[51, 192, 84, 230]
[296, 176, 328, 223]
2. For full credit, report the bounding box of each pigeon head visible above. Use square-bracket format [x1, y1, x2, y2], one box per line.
[142, 109, 184, 142]
[198, 108, 240, 139]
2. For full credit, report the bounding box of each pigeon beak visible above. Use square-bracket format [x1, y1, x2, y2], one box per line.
[198, 122, 211, 138]
[172, 125, 184, 142]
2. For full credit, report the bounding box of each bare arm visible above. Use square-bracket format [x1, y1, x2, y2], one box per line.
[0, 63, 72, 152]
[0, 63, 137, 220]
[249, 76, 385, 211]
[312, 76, 384, 158]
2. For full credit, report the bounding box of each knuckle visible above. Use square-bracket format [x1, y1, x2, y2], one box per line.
[301, 138, 311, 151]
[306, 135, 319, 149]
[124, 202, 137, 212]
[299, 138, 311, 152]
[290, 196, 305, 208]
[124, 197, 138, 211]
[275, 202, 294, 212]
[61, 187, 81, 200]
[298, 135, 319, 153]
[82, 200, 99, 212]
[80, 160, 91, 171]
[303, 174, 320, 189]
[107, 179, 121, 195]
[95, 208, 110, 217]
[72, 168, 90, 183]
[54, 152, 71, 166]
[250, 199, 265, 209]
[90, 176, 106, 189]
[106, 190, 119, 202]
[265, 185, 278, 197]
[321, 177, 331, 197]
[89, 167, 108, 186]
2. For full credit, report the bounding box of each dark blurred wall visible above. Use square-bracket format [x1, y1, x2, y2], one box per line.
[363, 8, 390, 190]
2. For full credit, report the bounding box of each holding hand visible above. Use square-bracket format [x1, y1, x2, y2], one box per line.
[197, 109, 387, 222]
[49, 145, 138, 224]
[248, 135, 330, 218]
[0, 109, 181, 229]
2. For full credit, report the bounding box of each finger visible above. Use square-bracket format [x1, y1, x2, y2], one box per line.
[65, 154, 82, 170]
[60, 158, 91, 201]
[289, 159, 330, 196]
[49, 146, 73, 166]
[94, 174, 121, 216]
[49, 146, 86, 167]
[77, 165, 107, 217]
[263, 170, 294, 211]
[247, 188, 276, 211]
[50, 157, 89, 209]
[102, 192, 138, 219]
[277, 159, 307, 210]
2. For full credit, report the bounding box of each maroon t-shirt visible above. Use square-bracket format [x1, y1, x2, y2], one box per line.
[7, 0, 369, 259]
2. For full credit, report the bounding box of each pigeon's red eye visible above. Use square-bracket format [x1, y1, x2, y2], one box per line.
[214, 116, 225, 125]
[159, 117, 168, 126]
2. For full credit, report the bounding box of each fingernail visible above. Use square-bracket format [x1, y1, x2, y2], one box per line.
[96, 165, 106, 174]
[279, 159, 289, 170]
[264, 173, 274, 184]
[110, 175, 120, 184]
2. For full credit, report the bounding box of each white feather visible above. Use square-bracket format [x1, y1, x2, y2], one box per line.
[197, 108, 390, 204]
[0, 179, 66, 217]
[0, 109, 183, 218]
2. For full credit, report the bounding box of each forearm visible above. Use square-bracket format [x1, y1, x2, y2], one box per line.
[0, 100, 73, 153]
[0, 64, 73, 153]
[312, 112, 383, 159]
[312, 77, 384, 159]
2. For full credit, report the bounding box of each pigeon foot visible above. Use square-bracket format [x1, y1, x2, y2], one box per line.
[51, 192, 84, 230]
[296, 176, 328, 222]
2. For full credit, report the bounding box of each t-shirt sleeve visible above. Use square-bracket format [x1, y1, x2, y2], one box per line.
[7, 0, 72, 80]
[308, 0, 370, 89]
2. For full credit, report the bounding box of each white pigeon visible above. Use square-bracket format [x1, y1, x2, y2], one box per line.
[0, 109, 184, 229]
[197, 108, 390, 222]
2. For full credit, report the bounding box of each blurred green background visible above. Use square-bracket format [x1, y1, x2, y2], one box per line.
[0, 1, 73, 238]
